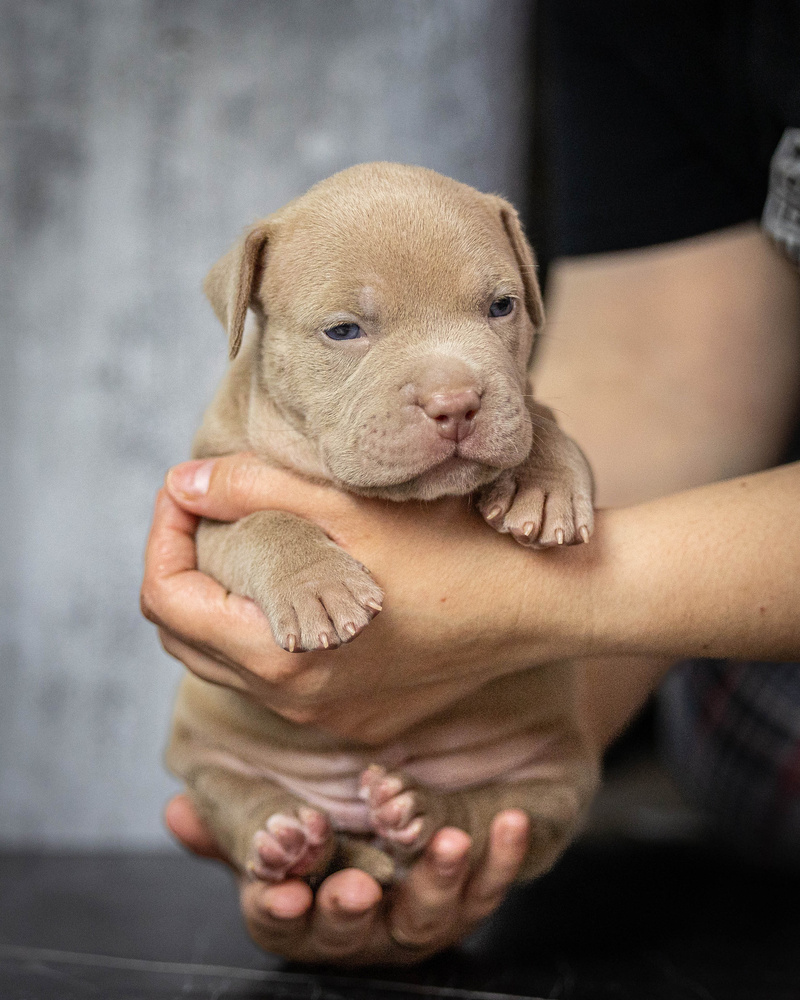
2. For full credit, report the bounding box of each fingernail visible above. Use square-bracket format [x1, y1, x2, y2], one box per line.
[432, 829, 471, 876]
[330, 894, 370, 918]
[263, 895, 300, 920]
[167, 459, 215, 498]
[498, 811, 530, 846]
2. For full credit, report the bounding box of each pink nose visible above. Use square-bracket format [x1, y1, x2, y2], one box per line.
[421, 389, 482, 442]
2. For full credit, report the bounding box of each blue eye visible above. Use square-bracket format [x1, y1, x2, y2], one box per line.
[324, 322, 363, 341]
[489, 296, 515, 318]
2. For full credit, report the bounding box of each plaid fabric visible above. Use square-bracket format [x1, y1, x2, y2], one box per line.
[762, 128, 800, 267]
[659, 660, 800, 864]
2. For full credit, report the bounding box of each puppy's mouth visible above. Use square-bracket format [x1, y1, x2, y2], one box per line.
[321, 402, 531, 499]
[346, 448, 498, 500]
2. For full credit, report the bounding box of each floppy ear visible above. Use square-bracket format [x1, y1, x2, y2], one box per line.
[488, 197, 545, 346]
[203, 221, 271, 359]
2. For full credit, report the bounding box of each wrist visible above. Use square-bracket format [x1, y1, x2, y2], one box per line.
[511, 514, 611, 662]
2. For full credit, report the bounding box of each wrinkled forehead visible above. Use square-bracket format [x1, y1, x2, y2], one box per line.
[263, 185, 521, 320]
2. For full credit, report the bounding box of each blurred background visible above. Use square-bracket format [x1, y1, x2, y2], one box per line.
[0, 0, 538, 847]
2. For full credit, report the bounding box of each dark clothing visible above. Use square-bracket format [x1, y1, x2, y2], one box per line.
[537, 0, 800, 257]
[537, 1, 800, 862]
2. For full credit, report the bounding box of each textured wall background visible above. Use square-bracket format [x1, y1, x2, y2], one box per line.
[0, 0, 535, 845]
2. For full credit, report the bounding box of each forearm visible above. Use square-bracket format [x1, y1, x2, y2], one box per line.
[542, 461, 800, 664]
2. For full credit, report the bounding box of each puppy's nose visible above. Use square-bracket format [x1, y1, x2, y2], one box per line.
[421, 389, 482, 442]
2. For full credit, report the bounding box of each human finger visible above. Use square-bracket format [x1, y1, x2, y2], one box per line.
[388, 827, 472, 951]
[306, 869, 384, 962]
[165, 453, 364, 539]
[143, 489, 333, 694]
[158, 627, 250, 693]
[240, 876, 315, 957]
[462, 809, 530, 924]
[141, 489, 263, 643]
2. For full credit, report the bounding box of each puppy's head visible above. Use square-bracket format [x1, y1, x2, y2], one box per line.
[205, 163, 544, 500]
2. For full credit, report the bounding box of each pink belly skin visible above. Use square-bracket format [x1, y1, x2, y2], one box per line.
[198, 719, 563, 833]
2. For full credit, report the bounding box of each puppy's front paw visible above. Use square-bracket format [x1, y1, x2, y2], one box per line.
[247, 807, 333, 882]
[261, 548, 384, 653]
[479, 469, 593, 548]
[359, 765, 441, 856]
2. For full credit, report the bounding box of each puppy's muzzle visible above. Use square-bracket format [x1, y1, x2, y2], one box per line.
[419, 388, 482, 443]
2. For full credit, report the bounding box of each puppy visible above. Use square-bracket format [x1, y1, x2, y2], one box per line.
[167, 163, 598, 886]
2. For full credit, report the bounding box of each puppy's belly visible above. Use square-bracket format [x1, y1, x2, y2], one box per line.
[187, 717, 566, 834]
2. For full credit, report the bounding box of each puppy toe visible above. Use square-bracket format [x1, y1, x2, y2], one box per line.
[477, 471, 517, 529]
[316, 584, 368, 644]
[573, 493, 594, 544]
[537, 490, 577, 547]
[290, 592, 340, 651]
[359, 766, 434, 854]
[343, 573, 384, 617]
[248, 809, 333, 882]
[267, 604, 303, 653]
[502, 485, 546, 546]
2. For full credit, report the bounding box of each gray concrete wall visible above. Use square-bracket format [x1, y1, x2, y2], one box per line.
[0, 0, 535, 846]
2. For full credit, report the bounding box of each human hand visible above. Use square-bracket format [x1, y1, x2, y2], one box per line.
[141, 452, 593, 742]
[165, 792, 531, 966]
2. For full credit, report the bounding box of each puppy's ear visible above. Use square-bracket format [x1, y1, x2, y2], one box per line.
[489, 197, 545, 339]
[204, 221, 271, 359]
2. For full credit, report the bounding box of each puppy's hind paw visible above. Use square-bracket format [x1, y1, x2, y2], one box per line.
[359, 765, 439, 856]
[246, 808, 333, 882]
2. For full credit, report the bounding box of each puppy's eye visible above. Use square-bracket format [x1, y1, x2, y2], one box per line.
[323, 322, 364, 341]
[489, 296, 515, 318]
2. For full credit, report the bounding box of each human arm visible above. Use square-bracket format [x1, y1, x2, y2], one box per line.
[144, 452, 800, 718]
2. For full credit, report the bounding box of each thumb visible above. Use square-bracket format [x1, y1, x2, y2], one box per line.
[164, 451, 361, 529]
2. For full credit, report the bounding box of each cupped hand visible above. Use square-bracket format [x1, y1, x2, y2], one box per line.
[165, 792, 530, 966]
[141, 453, 592, 741]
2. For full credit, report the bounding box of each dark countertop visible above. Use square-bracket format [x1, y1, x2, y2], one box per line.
[1, 837, 798, 1000]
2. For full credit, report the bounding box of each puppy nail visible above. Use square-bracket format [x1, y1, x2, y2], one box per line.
[522, 522, 534, 537]
[286, 634, 297, 653]
[555, 528, 565, 545]
[366, 600, 383, 612]
[399, 817, 424, 843]
[579, 525, 590, 543]
[319, 633, 330, 649]
[486, 505, 503, 521]
[344, 622, 357, 636]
